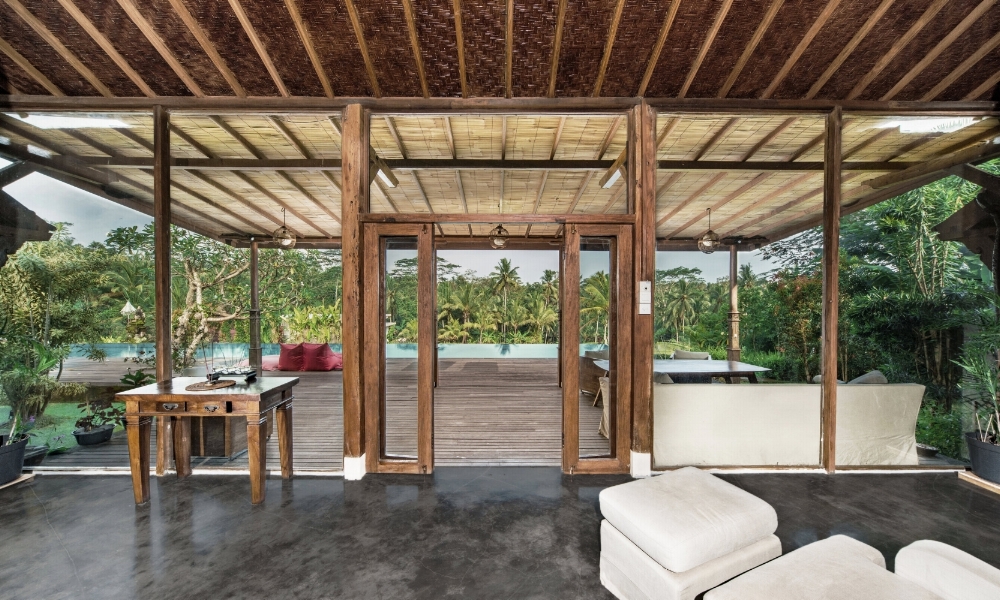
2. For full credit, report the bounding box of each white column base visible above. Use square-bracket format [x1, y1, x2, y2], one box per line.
[630, 451, 652, 478]
[344, 454, 366, 480]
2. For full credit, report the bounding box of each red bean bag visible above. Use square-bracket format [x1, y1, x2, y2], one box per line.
[303, 343, 337, 371]
[277, 343, 304, 371]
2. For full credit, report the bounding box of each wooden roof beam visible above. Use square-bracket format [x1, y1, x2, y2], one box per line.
[444, 116, 456, 158]
[566, 172, 594, 213]
[549, 116, 566, 159]
[4, 0, 113, 97]
[0, 37, 63, 96]
[923, 29, 1000, 101]
[693, 118, 738, 160]
[384, 116, 408, 159]
[115, 0, 204, 96]
[0, 160, 33, 187]
[343, 0, 381, 97]
[505, 0, 514, 99]
[593, 0, 627, 97]
[597, 116, 623, 160]
[283, 0, 333, 98]
[678, 0, 733, 98]
[187, 170, 299, 234]
[362, 212, 633, 224]
[666, 173, 772, 237]
[718, 0, 783, 98]
[453, 0, 468, 98]
[761, 0, 842, 99]
[264, 116, 342, 202]
[867, 139, 1000, 188]
[949, 163, 1000, 195]
[656, 117, 679, 149]
[228, 0, 288, 97]
[637, 0, 681, 97]
[166, 0, 245, 96]
[713, 173, 813, 235]
[114, 172, 254, 234]
[401, 0, 429, 98]
[54, 0, 155, 97]
[547, 0, 567, 98]
[655, 172, 726, 227]
[805, 0, 894, 99]
[847, 0, 948, 100]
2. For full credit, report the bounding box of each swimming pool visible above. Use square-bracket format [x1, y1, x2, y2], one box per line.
[71, 343, 608, 360]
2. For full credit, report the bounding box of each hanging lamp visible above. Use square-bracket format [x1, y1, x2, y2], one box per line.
[697, 208, 721, 254]
[272, 208, 296, 249]
[489, 223, 509, 249]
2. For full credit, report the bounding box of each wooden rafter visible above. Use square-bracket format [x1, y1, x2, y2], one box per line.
[751, 174, 864, 237]
[593, 0, 627, 97]
[455, 170, 469, 212]
[371, 178, 398, 212]
[678, 0, 733, 98]
[761, 0, 842, 99]
[235, 171, 332, 236]
[54, 0, 154, 97]
[453, 0, 468, 98]
[923, 29, 1000, 101]
[966, 71, 1000, 101]
[283, 0, 333, 98]
[655, 172, 725, 227]
[116, 0, 204, 96]
[523, 170, 548, 236]
[500, 116, 507, 160]
[384, 116, 408, 159]
[264, 115, 342, 208]
[4, 0, 112, 97]
[637, 0, 681, 97]
[667, 173, 771, 237]
[117, 172, 253, 234]
[171, 178, 269, 234]
[188, 170, 294, 233]
[550, 116, 566, 159]
[806, 0, 894, 98]
[867, 140, 1000, 189]
[444, 117, 456, 158]
[718, 0, 783, 98]
[597, 116, 623, 160]
[739, 117, 794, 159]
[410, 170, 436, 213]
[715, 173, 813, 235]
[566, 171, 594, 213]
[343, 0, 381, 97]
[505, 0, 514, 99]
[656, 117, 679, 149]
[166, 0, 245, 96]
[400, 0, 429, 98]
[847, 0, 948, 100]
[601, 183, 626, 213]
[548, 0, 567, 98]
[0, 36, 64, 96]
[228, 0, 288, 97]
[693, 118, 737, 160]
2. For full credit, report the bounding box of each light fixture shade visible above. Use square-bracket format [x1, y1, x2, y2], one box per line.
[489, 224, 509, 249]
[697, 229, 721, 254]
[272, 225, 296, 248]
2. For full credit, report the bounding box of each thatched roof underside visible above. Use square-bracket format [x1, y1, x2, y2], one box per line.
[1, 111, 998, 242]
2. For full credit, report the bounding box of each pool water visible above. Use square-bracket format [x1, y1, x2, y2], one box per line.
[72, 343, 608, 360]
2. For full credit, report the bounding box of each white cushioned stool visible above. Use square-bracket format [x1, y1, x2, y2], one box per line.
[705, 535, 941, 600]
[896, 539, 1000, 600]
[598, 466, 781, 600]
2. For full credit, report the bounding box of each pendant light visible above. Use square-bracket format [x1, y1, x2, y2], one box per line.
[697, 208, 721, 254]
[272, 208, 296, 249]
[489, 224, 509, 249]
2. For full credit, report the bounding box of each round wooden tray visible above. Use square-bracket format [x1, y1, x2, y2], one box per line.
[185, 379, 237, 392]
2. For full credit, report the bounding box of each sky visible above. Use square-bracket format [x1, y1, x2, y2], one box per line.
[1, 158, 779, 281]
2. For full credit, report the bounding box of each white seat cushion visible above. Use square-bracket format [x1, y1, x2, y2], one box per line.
[896, 540, 1000, 600]
[706, 535, 942, 600]
[598, 467, 778, 572]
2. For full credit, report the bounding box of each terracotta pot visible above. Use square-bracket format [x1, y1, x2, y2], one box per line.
[966, 432, 1000, 484]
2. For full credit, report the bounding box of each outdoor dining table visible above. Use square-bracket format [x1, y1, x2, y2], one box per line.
[592, 359, 770, 383]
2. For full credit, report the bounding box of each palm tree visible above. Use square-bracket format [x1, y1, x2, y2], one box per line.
[581, 272, 610, 344]
[540, 269, 559, 307]
[490, 258, 521, 342]
[443, 282, 479, 326]
[471, 304, 497, 343]
[663, 278, 705, 341]
[525, 295, 558, 343]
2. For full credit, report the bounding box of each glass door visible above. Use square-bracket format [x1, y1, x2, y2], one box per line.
[561, 224, 632, 474]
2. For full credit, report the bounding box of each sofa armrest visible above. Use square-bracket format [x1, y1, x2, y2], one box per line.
[896, 540, 1000, 600]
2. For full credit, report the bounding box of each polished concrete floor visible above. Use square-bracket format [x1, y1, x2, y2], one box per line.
[0, 469, 998, 599]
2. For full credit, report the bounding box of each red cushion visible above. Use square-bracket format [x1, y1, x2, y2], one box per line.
[277, 343, 304, 371]
[330, 352, 343, 371]
[261, 355, 281, 371]
[303, 343, 336, 371]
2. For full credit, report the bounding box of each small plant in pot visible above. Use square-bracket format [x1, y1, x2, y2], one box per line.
[956, 308, 1000, 484]
[73, 396, 124, 446]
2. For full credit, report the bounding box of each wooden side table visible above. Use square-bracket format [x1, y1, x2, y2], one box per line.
[117, 377, 299, 505]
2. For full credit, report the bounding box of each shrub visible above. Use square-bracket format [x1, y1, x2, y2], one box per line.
[915, 401, 965, 460]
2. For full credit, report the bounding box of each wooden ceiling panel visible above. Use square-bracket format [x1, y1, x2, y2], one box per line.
[510, 0, 559, 97]
[294, 0, 372, 97]
[940, 44, 1000, 101]
[687, 0, 772, 98]
[0, 6, 99, 96]
[600, 0, 674, 97]
[554, 0, 618, 96]
[459, 0, 505, 97]
[408, 0, 463, 97]
[643, 0, 718, 97]
[230, 0, 325, 96]
[352, 0, 423, 97]
[0, 53, 49, 95]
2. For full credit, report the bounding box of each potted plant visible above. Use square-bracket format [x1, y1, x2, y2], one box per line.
[73, 396, 124, 446]
[956, 313, 1000, 484]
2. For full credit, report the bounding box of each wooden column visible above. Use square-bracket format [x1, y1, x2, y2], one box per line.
[417, 225, 435, 474]
[341, 104, 369, 472]
[561, 225, 581, 473]
[727, 245, 740, 362]
[821, 107, 843, 473]
[153, 105, 174, 475]
[630, 101, 656, 475]
[249, 239, 262, 374]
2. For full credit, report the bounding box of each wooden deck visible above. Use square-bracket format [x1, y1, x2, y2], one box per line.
[41, 357, 607, 472]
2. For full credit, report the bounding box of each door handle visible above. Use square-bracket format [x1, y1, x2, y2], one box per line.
[162, 403, 179, 411]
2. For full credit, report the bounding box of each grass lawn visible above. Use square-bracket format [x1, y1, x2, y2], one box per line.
[2, 401, 125, 453]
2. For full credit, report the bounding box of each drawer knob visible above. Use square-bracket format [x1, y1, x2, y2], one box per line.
[162, 403, 179, 411]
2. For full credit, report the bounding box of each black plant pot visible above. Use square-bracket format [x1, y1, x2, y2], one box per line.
[966, 432, 1000, 484]
[23, 446, 47, 467]
[0, 436, 28, 486]
[73, 423, 115, 446]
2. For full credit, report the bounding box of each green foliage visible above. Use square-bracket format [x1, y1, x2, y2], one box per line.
[74, 395, 124, 432]
[915, 401, 965, 459]
[120, 369, 154, 388]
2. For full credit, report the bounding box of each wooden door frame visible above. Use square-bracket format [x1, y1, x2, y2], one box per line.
[363, 222, 435, 474]
[562, 223, 633, 474]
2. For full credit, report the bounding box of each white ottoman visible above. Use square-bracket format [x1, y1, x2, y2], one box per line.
[896, 540, 1000, 600]
[598, 467, 782, 600]
[705, 535, 941, 600]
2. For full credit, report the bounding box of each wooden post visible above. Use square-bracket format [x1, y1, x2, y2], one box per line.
[727, 245, 740, 362]
[630, 101, 656, 477]
[561, 225, 581, 473]
[249, 239, 262, 374]
[821, 106, 842, 473]
[417, 224, 435, 474]
[341, 104, 369, 479]
[153, 105, 174, 475]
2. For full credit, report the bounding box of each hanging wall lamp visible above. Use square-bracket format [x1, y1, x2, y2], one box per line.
[697, 208, 721, 254]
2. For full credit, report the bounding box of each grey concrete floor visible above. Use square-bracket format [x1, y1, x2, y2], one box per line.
[0, 469, 998, 599]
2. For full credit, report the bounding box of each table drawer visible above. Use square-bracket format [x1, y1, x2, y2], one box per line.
[140, 400, 187, 413]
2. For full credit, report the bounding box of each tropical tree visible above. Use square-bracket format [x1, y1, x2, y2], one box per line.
[490, 258, 521, 342]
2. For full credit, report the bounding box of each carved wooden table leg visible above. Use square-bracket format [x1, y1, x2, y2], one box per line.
[173, 417, 192, 478]
[156, 416, 173, 475]
[127, 415, 151, 504]
[247, 414, 268, 504]
[276, 399, 293, 479]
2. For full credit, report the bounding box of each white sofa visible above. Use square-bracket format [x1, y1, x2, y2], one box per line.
[653, 383, 925, 468]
